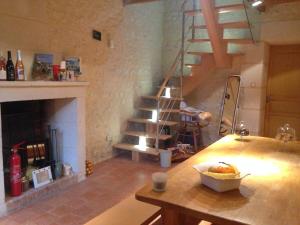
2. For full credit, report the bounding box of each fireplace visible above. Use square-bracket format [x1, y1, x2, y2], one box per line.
[0, 81, 88, 215]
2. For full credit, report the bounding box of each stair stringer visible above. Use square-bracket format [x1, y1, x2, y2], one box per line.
[182, 54, 243, 146]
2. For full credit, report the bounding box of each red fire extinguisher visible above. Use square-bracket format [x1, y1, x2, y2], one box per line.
[9, 141, 25, 197]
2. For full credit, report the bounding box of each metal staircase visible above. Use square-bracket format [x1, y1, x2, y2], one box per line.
[114, 0, 257, 161]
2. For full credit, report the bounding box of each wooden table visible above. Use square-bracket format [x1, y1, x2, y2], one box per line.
[136, 135, 300, 225]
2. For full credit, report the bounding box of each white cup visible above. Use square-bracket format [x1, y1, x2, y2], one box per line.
[63, 164, 73, 176]
[152, 172, 167, 192]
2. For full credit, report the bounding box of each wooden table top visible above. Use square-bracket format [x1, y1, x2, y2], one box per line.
[136, 135, 300, 225]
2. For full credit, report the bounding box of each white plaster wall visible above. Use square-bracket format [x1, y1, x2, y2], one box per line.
[237, 43, 269, 135]
[45, 98, 86, 181]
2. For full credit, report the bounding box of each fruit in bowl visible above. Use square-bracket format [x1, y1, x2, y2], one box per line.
[193, 162, 248, 192]
[208, 162, 237, 174]
[203, 162, 240, 179]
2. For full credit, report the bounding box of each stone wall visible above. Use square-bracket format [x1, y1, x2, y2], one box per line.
[0, 0, 165, 163]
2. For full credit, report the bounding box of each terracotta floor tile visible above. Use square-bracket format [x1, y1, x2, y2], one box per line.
[0, 155, 168, 224]
[48, 205, 73, 218]
[0, 220, 19, 225]
[71, 205, 94, 217]
[53, 213, 82, 225]
[9, 207, 47, 224]
[31, 212, 56, 225]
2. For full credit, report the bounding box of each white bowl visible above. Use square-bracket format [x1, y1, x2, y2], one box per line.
[193, 162, 249, 192]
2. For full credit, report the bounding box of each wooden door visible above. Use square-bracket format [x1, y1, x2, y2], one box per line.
[265, 45, 300, 139]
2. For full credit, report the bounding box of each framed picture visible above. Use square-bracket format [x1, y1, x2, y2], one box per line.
[32, 54, 54, 80]
[66, 57, 81, 76]
[32, 166, 53, 188]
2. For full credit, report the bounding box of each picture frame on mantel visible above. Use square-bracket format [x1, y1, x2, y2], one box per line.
[32, 54, 54, 81]
[32, 166, 53, 189]
[66, 57, 82, 76]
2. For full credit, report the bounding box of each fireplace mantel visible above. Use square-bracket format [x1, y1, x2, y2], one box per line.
[0, 81, 89, 87]
[0, 81, 88, 215]
[0, 81, 89, 103]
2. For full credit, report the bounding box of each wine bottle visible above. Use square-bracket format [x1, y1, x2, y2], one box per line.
[6, 51, 15, 81]
[15, 50, 25, 81]
[0, 51, 6, 81]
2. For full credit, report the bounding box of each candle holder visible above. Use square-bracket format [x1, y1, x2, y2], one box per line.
[235, 121, 250, 141]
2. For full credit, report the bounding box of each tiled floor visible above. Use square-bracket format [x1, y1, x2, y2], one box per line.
[0, 155, 168, 225]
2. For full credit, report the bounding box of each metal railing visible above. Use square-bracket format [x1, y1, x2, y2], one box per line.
[154, 0, 197, 150]
[153, 0, 256, 151]
[242, 0, 255, 43]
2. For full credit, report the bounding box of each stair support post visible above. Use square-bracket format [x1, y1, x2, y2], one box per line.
[155, 99, 160, 152]
[180, 13, 186, 98]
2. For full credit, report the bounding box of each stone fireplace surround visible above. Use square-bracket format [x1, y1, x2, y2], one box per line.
[0, 81, 88, 215]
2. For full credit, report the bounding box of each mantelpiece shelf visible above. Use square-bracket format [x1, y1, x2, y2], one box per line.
[0, 81, 89, 88]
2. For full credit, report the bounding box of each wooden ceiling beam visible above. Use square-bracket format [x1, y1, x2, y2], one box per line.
[123, 0, 160, 5]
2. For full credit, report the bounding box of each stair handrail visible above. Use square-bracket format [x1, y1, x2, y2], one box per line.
[155, 0, 196, 150]
[156, 0, 196, 99]
[181, 0, 189, 11]
[156, 50, 183, 99]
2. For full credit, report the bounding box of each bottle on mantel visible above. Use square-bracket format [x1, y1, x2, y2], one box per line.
[0, 51, 6, 81]
[15, 50, 25, 81]
[6, 51, 15, 81]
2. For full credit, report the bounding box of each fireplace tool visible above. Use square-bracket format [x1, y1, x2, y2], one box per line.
[50, 127, 63, 179]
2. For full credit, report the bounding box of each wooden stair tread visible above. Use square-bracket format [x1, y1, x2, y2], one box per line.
[185, 63, 202, 67]
[220, 21, 249, 29]
[215, 3, 244, 13]
[141, 95, 182, 101]
[199, 221, 212, 225]
[187, 51, 244, 56]
[114, 143, 160, 156]
[187, 52, 213, 56]
[188, 38, 210, 43]
[224, 38, 253, 44]
[124, 131, 172, 140]
[190, 25, 207, 29]
[191, 21, 249, 30]
[156, 86, 180, 90]
[128, 118, 178, 126]
[139, 107, 180, 113]
[159, 86, 180, 89]
[185, 4, 244, 16]
[184, 9, 202, 16]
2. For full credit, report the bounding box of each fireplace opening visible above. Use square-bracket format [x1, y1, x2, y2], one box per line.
[1, 100, 49, 196]
[0, 98, 79, 201]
